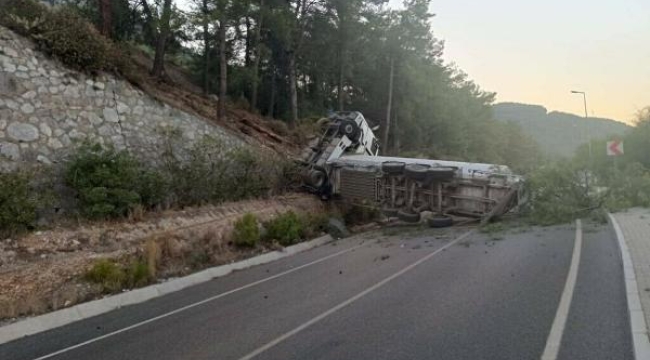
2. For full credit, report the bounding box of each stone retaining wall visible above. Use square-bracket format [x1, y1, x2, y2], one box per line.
[0, 26, 244, 170]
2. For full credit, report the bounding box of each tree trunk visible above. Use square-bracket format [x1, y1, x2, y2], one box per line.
[99, 0, 112, 37]
[151, 0, 173, 78]
[288, 52, 298, 127]
[337, 49, 344, 111]
[250, 0, 264, 112]
[217, 8, 227, 120]
[201, 0, 210, 94]
[245, 16, 252, 68]
[382, 56, 395, 152]
[268, 68, 276, 117]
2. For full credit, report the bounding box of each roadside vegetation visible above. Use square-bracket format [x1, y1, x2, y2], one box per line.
[524, 109, 650, 225]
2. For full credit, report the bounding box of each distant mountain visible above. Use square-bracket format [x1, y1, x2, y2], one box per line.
[493, 102, 630, 157]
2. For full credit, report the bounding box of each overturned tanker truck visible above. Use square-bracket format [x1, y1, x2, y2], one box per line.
[299, 111, 524, 226]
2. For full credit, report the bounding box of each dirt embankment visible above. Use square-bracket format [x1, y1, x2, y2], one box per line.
[0, 194, 326, 322]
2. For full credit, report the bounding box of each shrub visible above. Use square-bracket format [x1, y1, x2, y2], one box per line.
[85, 258, 153, 293]
[0, 170, 40, 237]
[84, 259, 126, 293]
[1, 0, 120, 73]
[65, 142, 165, 219]
[232, 213, 260, 247]
[0, 0, 47, 34]
[264, 211, 304, 246]
[301, 212, 330, 239]
[160, 133, 293, 207]
[34, 7, 115, 72]
[125, 260, 152, 288]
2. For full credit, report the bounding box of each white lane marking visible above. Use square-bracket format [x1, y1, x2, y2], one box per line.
[541, 219, 583, 360]
[31, 242, 369, 360]
[608, 213, 650, 360]
[237, 231, 473, 360]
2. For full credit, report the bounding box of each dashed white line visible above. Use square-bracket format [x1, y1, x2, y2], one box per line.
[237, 230, 473, 360]
[541, 219, 583, 360]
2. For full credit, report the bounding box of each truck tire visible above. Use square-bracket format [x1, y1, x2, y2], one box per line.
[397, 210, 421, 223]
[404, 164, 430, 182]
[382, 207, 399, 218]
[428, 215, 453, 228]
[427, 167, 456, 181]
[382, 161, 405, 175]
[339, 119, 360, 142]
[304, 169, 326, 189]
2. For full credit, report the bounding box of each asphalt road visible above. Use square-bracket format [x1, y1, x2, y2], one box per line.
[0, 221, 633, 360]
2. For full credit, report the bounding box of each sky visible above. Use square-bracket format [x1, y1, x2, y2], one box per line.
[388, 0, 650, 124]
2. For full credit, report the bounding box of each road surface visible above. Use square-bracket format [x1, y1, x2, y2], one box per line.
[0, 221, 634, 360]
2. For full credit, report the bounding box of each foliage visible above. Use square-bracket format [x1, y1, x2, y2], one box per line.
[0, 0, 47, 33]
[84, 259, 126, 293]
[524, 161, 595, 225]
[33, 7, 115, 72]
[1, 0, 120, 73]
[524, 109, 650, 224]
[160, 133, 294, 207]
[85, 258, 153, 293]
[232, 213, 260, 247]
[263, 211, 304, 246]
[64, 142, 165, 219]
[0, 170, 40, 237]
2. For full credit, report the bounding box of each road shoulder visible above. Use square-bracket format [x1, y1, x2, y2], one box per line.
[610, 209, 650, 358]
[0, 234, 334, 345]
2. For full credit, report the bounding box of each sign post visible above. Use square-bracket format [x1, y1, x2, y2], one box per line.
[607, 140, 624, 157]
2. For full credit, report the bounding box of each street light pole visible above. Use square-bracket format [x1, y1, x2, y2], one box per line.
[571, 90, 592, 159]
[571, 90, 592, 195]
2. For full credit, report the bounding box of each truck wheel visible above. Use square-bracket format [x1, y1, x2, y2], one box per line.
[339, 120, 360, 142]
[304, 169, 326, 189]
[382, 161, 405, 175]
[382, 207, 399, 218]
[404, 164, 430, 182]
[427, 167, 456, 181]
[428, 215, 453, 228]
[397, 210, 421, 223]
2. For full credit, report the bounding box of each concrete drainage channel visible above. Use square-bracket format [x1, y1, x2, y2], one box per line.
[0, 234, 334, 345]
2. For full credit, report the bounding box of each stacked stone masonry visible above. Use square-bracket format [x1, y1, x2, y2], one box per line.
[0, 26, 244, 170]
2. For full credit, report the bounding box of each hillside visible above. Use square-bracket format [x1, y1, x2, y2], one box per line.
[493, 103, 630, 157]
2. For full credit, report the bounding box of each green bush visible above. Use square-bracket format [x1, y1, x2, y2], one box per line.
[65, 142, 165, 219]
[85, 258, 153, 293]
[0, 171, 39, 237]
[160, 133, 294, 207]
[232, 213, 260, 247]
[524, 161, 594, 225]
[35, 7, 115, 72]
[0, 0, 47, 34]
[125, 260, 152, 288]
[264, 211, 304, 246]
[84, 259, 126, 293]
[1, 0, 119, 73]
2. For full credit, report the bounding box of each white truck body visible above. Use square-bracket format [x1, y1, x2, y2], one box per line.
[300, 112, 523, 221]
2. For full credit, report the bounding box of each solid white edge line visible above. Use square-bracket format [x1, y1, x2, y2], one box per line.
[236, 230, 474, 360]
[540, 219, 583, 360]
[608, 213, 650, 360]
[20, 238, 368, 360]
